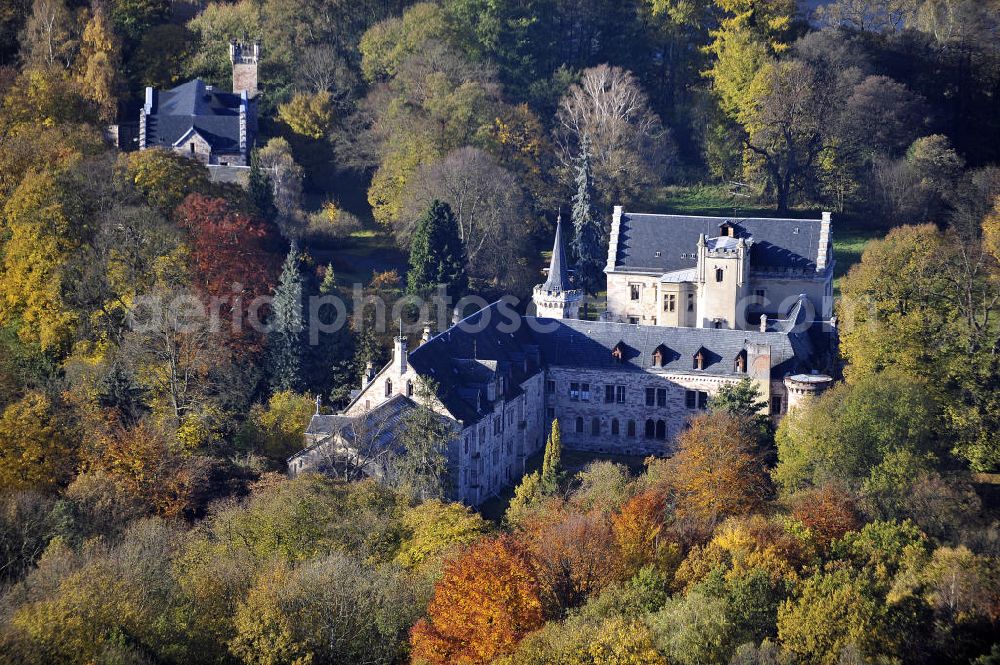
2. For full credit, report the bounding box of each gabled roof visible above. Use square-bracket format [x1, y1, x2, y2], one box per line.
[611, 212, 829, 274]
[144, 79, 246, 153]
[292, 394, 418, 462]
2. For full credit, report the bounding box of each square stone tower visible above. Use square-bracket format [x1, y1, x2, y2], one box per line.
[230, 41, 259, 97]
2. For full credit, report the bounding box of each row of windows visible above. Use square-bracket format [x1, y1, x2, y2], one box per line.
[554, 382, 711, 410]
[571, 416, 671, 440]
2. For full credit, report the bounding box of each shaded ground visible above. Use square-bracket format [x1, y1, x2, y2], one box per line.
[477, 449, 650, 521]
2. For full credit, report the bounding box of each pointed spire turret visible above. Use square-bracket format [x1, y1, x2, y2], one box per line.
[533, 212, 583, 320]
[543, 214, 571, 292]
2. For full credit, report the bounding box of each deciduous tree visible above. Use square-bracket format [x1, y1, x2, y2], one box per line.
[410, 536, 545, 664]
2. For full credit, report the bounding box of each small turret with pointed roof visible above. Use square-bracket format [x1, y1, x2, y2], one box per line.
[533, 213, 583, 319]
[543, 214, 572, 292]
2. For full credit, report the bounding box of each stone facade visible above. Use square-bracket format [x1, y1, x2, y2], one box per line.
[605, 207, 834, 329]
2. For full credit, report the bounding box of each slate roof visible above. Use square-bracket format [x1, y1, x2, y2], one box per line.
[144, 79, 245, 153]
[542, 215, 572, 292]
[612, 212, 828, 274]
[407, 304, 542, 425]
[526, 317, 813, 378]
[292, 395, 418, 462]
[403, 301, 819, 427]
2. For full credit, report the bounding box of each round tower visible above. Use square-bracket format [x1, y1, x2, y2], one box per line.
[533, 215, 583, 319]
[783, 372, 834, 411]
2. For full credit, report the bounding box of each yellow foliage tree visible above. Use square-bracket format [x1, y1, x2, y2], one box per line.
[277, 91, 333, 139]
[0, 391, 75, 491]
[0, 170, 78, 351]
[76, 2, 122, 122]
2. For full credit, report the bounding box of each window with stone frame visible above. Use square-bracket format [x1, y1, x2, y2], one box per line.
[771, 394, 783, 415]
[644, 419, 655, 438]
[685, 390, 709, 410]
[630, 284, 641, 300]
[546, 379, 556, 394]
[591, 417, 600, 435]
[605, 385, 614, 403]
[576, 417, 584, 433]
[646, 387, 655, 406]
[687, 293, 695, 312]
[611, 418, 620, 435]
[580, 383, 591, 401]
[664, 293, 676, 312]
[655, 420, 666, 440]
[616, 385, 626, 403]
[627, 420, 636, 437]
[656, 388, 667, 407]
[570, 382, 580, 401]
[715, 267, 724, 282]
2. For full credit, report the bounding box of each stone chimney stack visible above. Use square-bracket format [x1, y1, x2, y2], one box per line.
[394, 335, 408, 374]
[421, 323, 433, 344]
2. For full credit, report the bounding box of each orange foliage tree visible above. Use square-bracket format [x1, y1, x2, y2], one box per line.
[660, 413, 772, 540]
[410, 536, 545, 664]
[520, 507, 622, 614]
[790, 483, 862, 549]
[613, 488, 681, 576]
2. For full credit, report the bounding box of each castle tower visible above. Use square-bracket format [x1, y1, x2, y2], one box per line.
[230, 41, 259, 97]
[533, 215, 583, 319]
[783, 373, 834, 412]
[695, 223, 752, 329]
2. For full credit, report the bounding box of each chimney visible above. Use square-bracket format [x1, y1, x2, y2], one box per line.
[394, 335, 408, 373]
[817, 211, 832, 273]
[759, 315, 767, 332]
[421, 322, 433, 344]
[362, 361, 375, 387]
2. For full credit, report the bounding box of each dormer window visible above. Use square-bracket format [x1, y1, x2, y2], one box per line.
[735, 351, 746, 373]
[652, 344, 669, 368]
[693, 350, 705, 371]
[720, 223, 735, 237]
[612, 341, 626, 363]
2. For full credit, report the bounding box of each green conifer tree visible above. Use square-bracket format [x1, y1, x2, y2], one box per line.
[319, 263, 338, 295]
[541, 418, 562, 493]
[248, 150, 277, 221]
[406, 200, 468, 299]
[571, 134, 604, 301]
[267, 242, 304, 391]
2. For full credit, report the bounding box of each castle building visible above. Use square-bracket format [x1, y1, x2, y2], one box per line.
[604, 207, 833, 330]
[290, 210, 837, 506]
[138, 41, 259, 166]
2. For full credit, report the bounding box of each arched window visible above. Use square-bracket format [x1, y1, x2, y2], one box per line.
[576, 416, 584, 433]
[384, 379, 392, 397]
[611, 418, 620, 436]
[627, 420, 636, 437]
[591, 417, 600, 435]
[406, 380, 414, 396]
[645, 419, 655, 438]
[656, 420, 666, 440]
[715, 267, 724, 282]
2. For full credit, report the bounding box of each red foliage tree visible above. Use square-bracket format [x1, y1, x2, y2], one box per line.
[174, 194, 282, 354]
[410, 536, 545, 664]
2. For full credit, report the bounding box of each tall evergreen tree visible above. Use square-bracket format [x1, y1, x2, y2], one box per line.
[248, 150, 277, 222]
[571, 134, 604, 299]
[267, 242, 304, 391]
[540, 418, 563, 493]
[406, 200, 468, 299]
